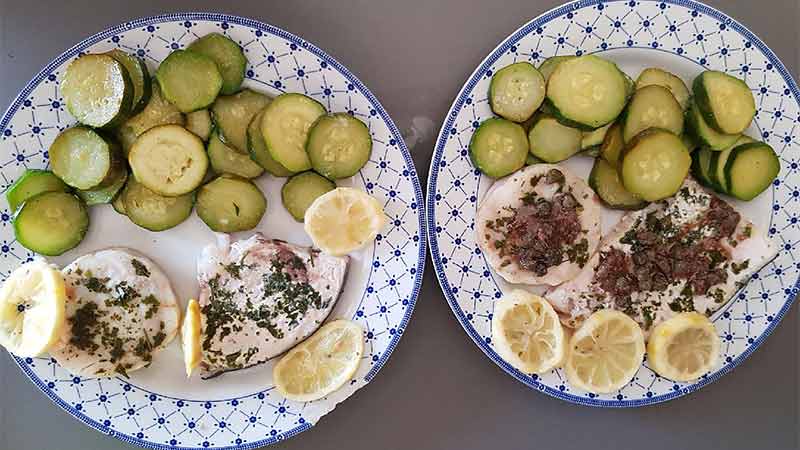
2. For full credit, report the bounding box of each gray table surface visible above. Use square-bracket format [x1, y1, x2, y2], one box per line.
[1, 1, 798, 449]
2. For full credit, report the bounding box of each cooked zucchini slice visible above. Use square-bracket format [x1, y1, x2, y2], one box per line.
[685, 99, 741, 150]
[105, 49, 151, 113]
[635, 68, 690, 109]
[76, 165, 128, 206]
[709, 135, 756, 192]
[489, 62, 545, 122]
[281, 172, 336, 222]
[196, 175, 266, 232]
[6, 169, 70, 213]
[622, 85, 684, 142]
[14, 192, 88, 256]
[468, 118, 528, 178]
[681, 133, 698, 153]
[691, 148, 715, 187]
[247, 109, 294, 177]
[115, 80, 185, 154]
[122, 178, 194, 231]
[724, 142, 780, 201]
[212, 89, 272, 153]
[128, 124, 208, 196]
[156, 50, 222, 113]
[528, 115, 582, 163]
[307, 113, 372, 179]
[62, 54, 133, 128]
[581, 122, 612, 150]
[49, 127, 117, 190]
[260, 93, 326, 172]
[187, 33, 247, 95]
[620, 129, 690, 201]
[208, 130, 263, 179]
[546, 55, 628, 129]
[525, 154, 543, 166]
[693, 70, 756, 134]
[538, 56, 575, 82]
[112, 191, 127, 215]
[589, 158, 647, 210]
[185, 109, 212, 141]
[599, 122, 624, 167]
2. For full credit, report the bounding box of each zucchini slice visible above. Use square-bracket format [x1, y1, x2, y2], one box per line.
[6, 169, 70, 212]
[14, 192, 89, 256]
[681, 133, 698, 153]
[693, 70, 756, 135]
[724, 142, 780, 201]
[112, 191, 127, 215]
[589, 158, 647, 210]
[526, 154, 543, 166]
[247, 109, 294, 177]
[546, 55, 628, 129]
[187, 33, 247, 95]
[528, 115, 582, 163]
[49, 127, 117, 190]
[691, 148, 715, 187]
[538, 56, 575, 82]
[686, 99, 741, 150]
[281, 172, 336, 222]
[62, 54, 133, 128]
[185, 109, 212, 141]
[468, 118, 528, 178]
[307, 113, 372, 179]
[122, 178, 194, 231]
[156, 50, 222, 113]
[581, 122, 612, 150]
[115, 80, 185, 154]
[622, 85, 684, 142]
[635, 68, 690, 109]
[599, 122, 624, 167]
[196, 175, 266, 232]
[105, 49, 151, 113]
[207, 130, 264, 179]
[76, 166, 128, 206]
[709, 135, 756, 192]
[212, 89, 272, 153]
[620, 129, 690, 201]
[260, 93, 326, 172]
[128, 124, 208, 196]
[489, 62, 545, 122]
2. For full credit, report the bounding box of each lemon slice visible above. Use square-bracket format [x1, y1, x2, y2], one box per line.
[647, 312, 720, 381]
[273, 319, 363, 402]
[304, 187, 386, 256]
[0, 260, 67, 357]
[181, 299, 203, 377]
[491, 289, 565, 374]
[565, 309, 645, 393]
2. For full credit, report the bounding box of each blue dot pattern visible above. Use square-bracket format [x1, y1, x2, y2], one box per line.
[428, 0, 799, 407]
[0, 13, 425, 449]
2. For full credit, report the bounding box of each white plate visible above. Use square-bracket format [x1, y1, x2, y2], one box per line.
[428, 0, 798, 406]
[0, 13, 425, 448]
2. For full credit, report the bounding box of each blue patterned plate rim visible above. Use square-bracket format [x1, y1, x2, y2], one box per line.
[1, 11, 427, 449]
[427, 0, 799, 407]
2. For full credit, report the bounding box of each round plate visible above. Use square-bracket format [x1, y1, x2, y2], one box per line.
[428, 0, 798, 407]
[0, 13, 425, 449]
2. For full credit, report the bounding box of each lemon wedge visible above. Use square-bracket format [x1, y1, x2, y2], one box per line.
[491, 289, 565, 374]
[273, 319, 363, 402]
[181, 299, 203, 377]
[304, 187, 385, 256]
[565, 309, 645, 393]
[0, 260, 66, 357]
[647, 312, 720, 381]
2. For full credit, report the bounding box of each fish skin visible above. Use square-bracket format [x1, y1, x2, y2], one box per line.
[197, 233, 348, 378]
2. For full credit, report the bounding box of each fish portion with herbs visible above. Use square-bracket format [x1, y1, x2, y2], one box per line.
[50, 249, 180, 377]
[547, 178, 776, 334]
[196, 233, 348, 377]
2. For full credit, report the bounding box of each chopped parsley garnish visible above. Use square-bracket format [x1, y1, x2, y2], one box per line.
[142, 294, 160, 319]
[731, 259, 750, 275]
[83, 276, 111, 293]
[69, 302, 101, 352]
[131, 259, 150, 277]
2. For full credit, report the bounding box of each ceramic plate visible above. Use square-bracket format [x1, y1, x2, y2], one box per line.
[0, 13, 425, 448]
[428, 0, 798, 406]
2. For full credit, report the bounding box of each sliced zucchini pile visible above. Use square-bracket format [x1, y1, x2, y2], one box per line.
[14, 32, 376, 254]
[470, 57, 777, 205]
